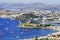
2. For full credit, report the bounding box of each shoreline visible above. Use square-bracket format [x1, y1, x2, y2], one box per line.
[18, 26, 59, 30]
[17, 26, 60, 40]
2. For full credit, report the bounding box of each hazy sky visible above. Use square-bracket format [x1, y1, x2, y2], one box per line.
[0, 0, 60, 4]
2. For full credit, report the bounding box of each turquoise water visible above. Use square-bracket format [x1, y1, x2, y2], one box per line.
[0, 18, 55, 40]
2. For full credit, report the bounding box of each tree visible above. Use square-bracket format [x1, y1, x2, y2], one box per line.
[35, 36, 38, 40]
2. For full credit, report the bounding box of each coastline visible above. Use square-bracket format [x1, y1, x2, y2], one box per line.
[17, 26, 60, 40]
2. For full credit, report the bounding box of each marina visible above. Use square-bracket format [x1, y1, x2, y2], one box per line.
[0, 0, 60, 40]
[0, 18, 56, 40]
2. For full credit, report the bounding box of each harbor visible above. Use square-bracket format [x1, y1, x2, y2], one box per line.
[0, 1, 60, 40]
[0, 18, 56, 40]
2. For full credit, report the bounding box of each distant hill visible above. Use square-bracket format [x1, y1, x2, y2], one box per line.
[0, 2, 60, 11]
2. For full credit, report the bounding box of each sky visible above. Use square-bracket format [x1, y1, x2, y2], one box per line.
[0, 0, 60, 4]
